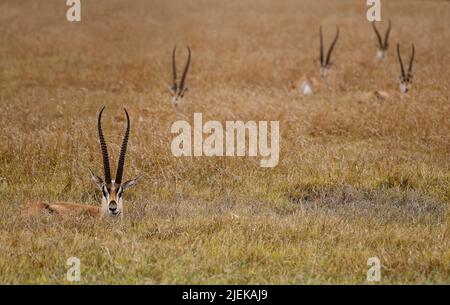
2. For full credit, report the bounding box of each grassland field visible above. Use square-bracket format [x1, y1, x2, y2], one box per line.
[0, 0, 449, 284]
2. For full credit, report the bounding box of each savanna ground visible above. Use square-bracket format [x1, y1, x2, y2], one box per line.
[0, 0, 449, 284]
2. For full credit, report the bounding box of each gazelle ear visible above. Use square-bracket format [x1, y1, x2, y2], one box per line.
[122, 175, 141, 190]
[89, 168, 104, 189]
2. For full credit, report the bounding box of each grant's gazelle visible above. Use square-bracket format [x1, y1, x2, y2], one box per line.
[24, 107, 140, 218]
[298, 25, 340, 96]
[372, 20, 391, 61]
[397, 43, 415, 94]
[169, 46, 191, 107]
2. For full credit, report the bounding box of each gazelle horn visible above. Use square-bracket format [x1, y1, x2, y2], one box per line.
[98, 106, 112, 185]
[372, 22, 383, 49]
[320, 25, 324, 66]
[325, 26, 339, 66]
[372, 20, 391, 50]
[179, 46, 191, 94]
[171, 46, 177, 93]
[408, 44, 415, 74]
[384, 20, 391, 49]
[397, 43, 406, 78]
[115, 108, 130, 185]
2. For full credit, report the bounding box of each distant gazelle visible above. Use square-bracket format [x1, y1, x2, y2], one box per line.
[397, 43, 415, 94]
[319, 25, 340, 80]
[169, 46, 191, 107]
[372, 20, 391, 61]
[298, 25, 339, 96]
[24, 107, 139, 218]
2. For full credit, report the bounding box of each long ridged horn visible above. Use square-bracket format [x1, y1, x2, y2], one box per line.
[319, 26, 324, 66]
[325, 26, 339, 66]
[98, 106, 112, 184]
[372, 22, 383, 49]
[179, 46, 191, 93]
[171, 46, 177, 93]
[115, 108, 130, 185]
[384, 20, 391, 49]
[408, 44, 415, 74]
[397, 43, 406, 78]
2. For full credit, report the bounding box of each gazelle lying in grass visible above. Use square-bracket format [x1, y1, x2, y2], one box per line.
[397, 43, 415, 94]
[24, 107, 139, 218]
[169, 45, 191, 107]
[372, 20, 391, 61]
[319, 25, 340, 80]
[298, 26, 340, 96]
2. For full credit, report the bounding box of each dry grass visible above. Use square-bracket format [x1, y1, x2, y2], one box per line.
[0, 0, 449, 284]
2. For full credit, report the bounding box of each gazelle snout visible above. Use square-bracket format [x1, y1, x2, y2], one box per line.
[102, 188, 123, 217]
[108, 200, 119, 215]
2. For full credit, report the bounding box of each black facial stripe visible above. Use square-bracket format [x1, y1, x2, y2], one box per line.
[102, 186, 108, 198]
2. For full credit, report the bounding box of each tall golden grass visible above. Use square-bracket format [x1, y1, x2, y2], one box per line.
[0, 0, 448, 283]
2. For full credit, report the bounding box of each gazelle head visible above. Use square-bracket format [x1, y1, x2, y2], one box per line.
[319, 25, 340, 79]
[372, 20, 391, 60]
[90, 106, 140, 217]
[169, 46, 191, 106]
[397, 43, 415, 94]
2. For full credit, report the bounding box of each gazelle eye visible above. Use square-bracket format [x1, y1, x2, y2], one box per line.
[118, 187, 123, 198]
